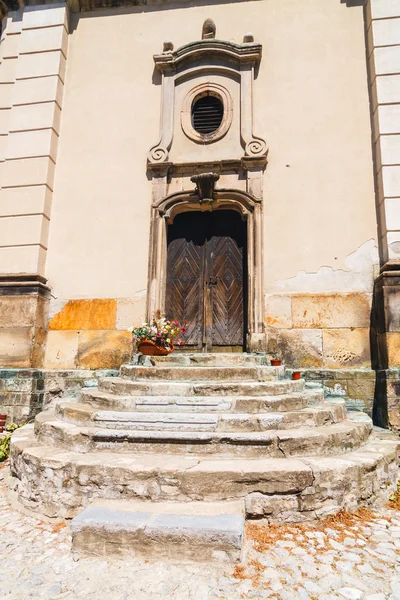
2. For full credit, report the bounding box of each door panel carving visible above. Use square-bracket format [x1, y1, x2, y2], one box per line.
[165, 210, 246, 349]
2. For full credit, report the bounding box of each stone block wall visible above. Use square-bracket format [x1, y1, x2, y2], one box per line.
[44, 298, 141, 369]
[0, 368, 118, 424]
[265, 292, 372, 369]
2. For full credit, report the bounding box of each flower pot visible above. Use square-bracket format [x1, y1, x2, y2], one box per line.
[137, 340, 174, 357]
[271, 359, 281, 367]
[0, 414, 7, 420]
[292, 371, 301, 380]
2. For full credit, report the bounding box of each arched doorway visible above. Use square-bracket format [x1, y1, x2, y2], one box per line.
[165, 210, 248, 351]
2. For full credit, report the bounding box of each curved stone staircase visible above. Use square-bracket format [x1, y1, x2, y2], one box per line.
[10, 353, 400, 562]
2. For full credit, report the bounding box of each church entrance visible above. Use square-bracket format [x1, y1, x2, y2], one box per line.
[165, 209, 248, 351]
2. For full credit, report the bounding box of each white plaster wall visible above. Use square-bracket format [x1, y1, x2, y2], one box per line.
[46, 0, 376, 300]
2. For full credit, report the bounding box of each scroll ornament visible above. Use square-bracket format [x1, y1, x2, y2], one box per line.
[245, 137, 268, 158]
[148, 145, 169, 163]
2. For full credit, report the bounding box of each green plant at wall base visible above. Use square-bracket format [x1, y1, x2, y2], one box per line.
[0, 424, 21, 462]
[388, 480, 400, 510]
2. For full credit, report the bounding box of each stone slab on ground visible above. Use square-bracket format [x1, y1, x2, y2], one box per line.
[2, 462, 400, 599]
[71, 499, 244, 561]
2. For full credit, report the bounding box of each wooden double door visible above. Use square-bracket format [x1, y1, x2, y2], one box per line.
[165, 209, 247, 350]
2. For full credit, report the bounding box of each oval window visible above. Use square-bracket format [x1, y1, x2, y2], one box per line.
[191, 94, 224, 135]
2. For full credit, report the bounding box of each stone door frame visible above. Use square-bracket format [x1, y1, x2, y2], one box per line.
[146, 187, 266, 351]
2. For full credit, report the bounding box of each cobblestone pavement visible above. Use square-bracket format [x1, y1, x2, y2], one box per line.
[1, 464, 400, 600]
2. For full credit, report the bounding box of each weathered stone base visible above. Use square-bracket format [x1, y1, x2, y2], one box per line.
[0, 369, 118, 424]
[1, 366, 397, 426]
[9, 424, 399, 523]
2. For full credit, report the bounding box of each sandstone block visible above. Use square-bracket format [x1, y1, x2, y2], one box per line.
[384, 197, 400, 231]
[0, 185, 52, 218]
[6, 129, 59, 162]
[1, 156, 55, 189]
[373, 46, 400, 79]
[0, 327, 33, 368]
[0, 82, 13, 109]
[375, 75, 400, 108]
[272, 329, 323, 368]
[0, 245, 46, 277]
[264, 294, 292, 328]
[245, 492, 299, 519]
[368, 0, 400, 21]
[0, 107, 10, 135]
[13, 76, 64, 108]
[0, 296, 37, 328]
[0, 57, 17, 84]
[1, 33, 19, 59]
[388, 231, 400, 260]
[322, 329, 371, 369]
[16, 51, 66, 81]
[49, 299, 117, 331]
[381, 165, 400, 197]
[22, 4, 69, 31]
[292, 293, 371, 329]
[20, 25, 68, 56]
[374, 105, 400, 141]
[77, 331, 132, 370]
[44, 331, 78, 369]
[370, 17, 400, 47]
[387, 332, 400, 366]
[0, 214, 48, 248]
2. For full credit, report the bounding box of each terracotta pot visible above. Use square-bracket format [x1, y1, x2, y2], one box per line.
[292, 371, 301, 380]
[271, 359, 281, 367]
[0, 414, 7, 420]
[137, 340, 174, 357]
[0, 420, 6, 427]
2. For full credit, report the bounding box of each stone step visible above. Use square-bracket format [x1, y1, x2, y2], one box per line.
[80, 388, 324, 413]
[120, 365, 279, 382]
[99, 377, 305, 397]
[145, 352, 268, 367]
[71, 499, 244, 562]
[56, 400, 346, 432]
[34, 412, 372, 457]
[10, 424, 400, 520]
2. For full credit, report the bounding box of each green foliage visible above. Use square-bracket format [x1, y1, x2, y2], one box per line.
[388, 480, 400, 510]
[0, 423, 21, 463]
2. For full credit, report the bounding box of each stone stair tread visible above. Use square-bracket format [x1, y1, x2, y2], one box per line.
[56, 400, 346, 431]
[71, 498, 244, 560]
[35, 412, 372, 457]
[80, 388, 324, 412]
[11, 425, 400, 520]
[99, 376, 306, 397]
[143, 353, 268, 366]
[120, 364, 279, 382]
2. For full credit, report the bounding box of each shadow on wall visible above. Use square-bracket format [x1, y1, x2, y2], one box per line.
[340, 0, 364, 7]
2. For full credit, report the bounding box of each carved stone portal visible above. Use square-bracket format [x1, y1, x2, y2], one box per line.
[147, 22, 268, 351]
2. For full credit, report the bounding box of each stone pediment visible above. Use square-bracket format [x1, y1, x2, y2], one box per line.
[153, 38, 262, 74]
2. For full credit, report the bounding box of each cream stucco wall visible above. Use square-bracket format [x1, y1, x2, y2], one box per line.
[47, 0, 376, 303]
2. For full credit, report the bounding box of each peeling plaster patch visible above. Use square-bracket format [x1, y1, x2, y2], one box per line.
[269, 240, 379, 293]
[48, 299, 69, 321]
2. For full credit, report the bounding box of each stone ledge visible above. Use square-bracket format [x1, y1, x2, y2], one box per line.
[71, 499, 244, 561]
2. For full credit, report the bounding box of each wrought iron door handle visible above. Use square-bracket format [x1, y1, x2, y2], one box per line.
[207, 276, 218, 286]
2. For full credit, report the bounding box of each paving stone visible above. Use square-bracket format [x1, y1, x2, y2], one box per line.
[338, 588, 363, 600]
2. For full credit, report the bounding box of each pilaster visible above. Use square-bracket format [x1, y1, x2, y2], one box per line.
[0, 2, 69, 367]
[367, 0, 400, 369]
